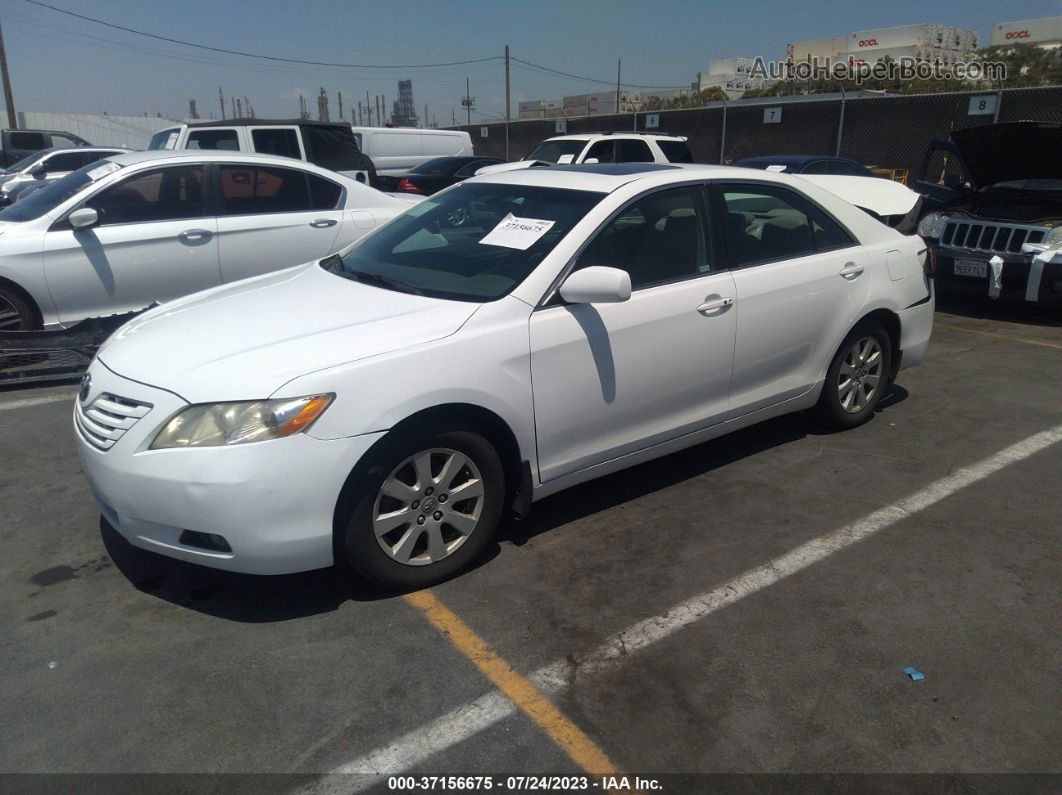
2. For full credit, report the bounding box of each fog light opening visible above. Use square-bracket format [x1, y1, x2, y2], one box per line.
[1051, 278, 1062, 294]
[179, 530, 232, 553]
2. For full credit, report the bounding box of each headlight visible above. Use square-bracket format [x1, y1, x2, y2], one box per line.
[151, 394, 334, 449]
[1045, 226, 1062, 246]
[917, 212, 946, 239]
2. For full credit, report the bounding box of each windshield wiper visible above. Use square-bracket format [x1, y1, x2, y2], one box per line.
[347, 269, 425, 296]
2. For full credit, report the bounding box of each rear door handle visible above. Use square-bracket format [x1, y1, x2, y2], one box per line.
[697, 296, 734, 313]
[178, 229, 212, 242]
[840, 262, 865, 278]
[309, 218, 338, 228]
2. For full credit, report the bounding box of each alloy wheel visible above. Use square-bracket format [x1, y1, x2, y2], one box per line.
[0, 295, 26, 331]
[837, 335, 883, 414]
[372, 447, 485, 566]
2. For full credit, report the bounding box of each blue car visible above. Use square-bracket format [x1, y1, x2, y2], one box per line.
[732, 155, 875, 177]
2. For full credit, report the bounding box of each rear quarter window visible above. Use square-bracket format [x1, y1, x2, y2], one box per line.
[301, 126, 364, 171]
[657, 140, 694, 163]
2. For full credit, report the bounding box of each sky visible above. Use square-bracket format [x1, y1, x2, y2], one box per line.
[2, 0, 1060, 125]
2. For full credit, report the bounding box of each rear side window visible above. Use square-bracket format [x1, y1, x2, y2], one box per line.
[806, 203, 856, 250]
[186, 129, 239, 151]
[308, 173, 343, 210]
[800, 160, 830, 174]
[9, 132, 47, 151]
[218, 164, 317, 215]
[251, 128, 302, 160]
[49, 134, 82, 149]
[617, 139, 654, 163]
[829, 160, 868, 176]
[720, 184, 815, 266]
[657, 140, 694, 163]
[87, 166, 206, 225]
[301, 126, 363, 171]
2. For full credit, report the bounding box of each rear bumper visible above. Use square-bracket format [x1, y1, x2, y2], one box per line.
[896, 283, 935, 371]
[933, 248, 1062, 305]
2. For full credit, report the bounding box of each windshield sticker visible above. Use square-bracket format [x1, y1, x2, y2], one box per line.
[765, 165, 787, 172]
[479, 213, 556, 250]
[87, 162, 122, 181]
[165, 132, 178, 149]
[556, 154, 575, 164]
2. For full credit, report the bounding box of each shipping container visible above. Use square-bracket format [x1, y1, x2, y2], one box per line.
[787, 36, 849, 62]
[990, 16, 1062, 46]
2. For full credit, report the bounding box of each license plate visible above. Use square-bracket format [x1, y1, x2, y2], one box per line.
[954, 259, 987, 278]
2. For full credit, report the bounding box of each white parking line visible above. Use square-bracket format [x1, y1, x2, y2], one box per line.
[0, 394, 73, 412]
[320, 423, 1062, 782]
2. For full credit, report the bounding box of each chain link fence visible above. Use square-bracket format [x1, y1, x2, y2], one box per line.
[456, 86, 1062, 179]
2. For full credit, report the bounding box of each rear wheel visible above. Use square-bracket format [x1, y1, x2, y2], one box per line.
[814, 323, 892, 430]
[0, 285, 37, 331]
[338, 429, 504, 588]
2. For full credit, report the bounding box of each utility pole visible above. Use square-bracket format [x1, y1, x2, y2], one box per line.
[338, 91, 343, 121]
[464, 77, 473, 126]
[218, 86, 226, 119]
[366, 91, 372, 125]
[424, 104, 428, 129]
[0, 21, 17, 128]
[504, 45, 511, 159]
[616, 59, 621, 117]
[235, 97, 242, 118]
[452, 108, 457, 127]
[188, 99, 199, 119]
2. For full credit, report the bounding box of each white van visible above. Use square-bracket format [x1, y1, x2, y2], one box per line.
[148, 119, 375, 184]
[351, 127, 473, 177]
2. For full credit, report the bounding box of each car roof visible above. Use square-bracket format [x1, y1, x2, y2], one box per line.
[472, 162, 765, 192]
[37, 146, 131, 154]
[734, 154, 857, 166]
[183, 118, 353, 129]
[546, 132, 687, 143]
[102, 149, 315, 167]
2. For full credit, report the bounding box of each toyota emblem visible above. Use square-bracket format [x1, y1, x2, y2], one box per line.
[79, 372, 92, 403]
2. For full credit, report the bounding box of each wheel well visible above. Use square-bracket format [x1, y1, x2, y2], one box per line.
[856, 308, 901, 381]
[0, 277, 43, 329]
[332, 403, 526, 537]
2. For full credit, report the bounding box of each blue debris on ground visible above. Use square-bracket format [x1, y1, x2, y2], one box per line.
[903, 666, 926, 681]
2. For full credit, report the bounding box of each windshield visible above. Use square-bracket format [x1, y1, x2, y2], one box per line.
[147, 128, 179, 150]
[412, 158, 456, 175]
[0, 160, 121, 222]
[983, 178, 1062, 193]
[3, 151, 47, 174]
[325, 182, 603, 302]
[524, 140, 586, 164]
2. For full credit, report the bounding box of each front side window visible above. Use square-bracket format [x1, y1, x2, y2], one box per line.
[87, 166, 206, 226]
[584, 140, 616, 164]
[148, 129, 180, 150]
[575, 186, 710, 289]
[42, 151, 87, 172]
[720, 184, 815, 265]
[328, 183, 602, 302]
[616, 139, 653, 163]
[251, 128, 301, 160]
[218, 165, 319, 215]
[186, 129, 239, 151]
[49, 134, 82, 149]
[0, 161, 124, 223]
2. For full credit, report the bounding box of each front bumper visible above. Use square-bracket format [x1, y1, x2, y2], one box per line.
[932, 248, 1062, 305]
[74, 360, 385, 575]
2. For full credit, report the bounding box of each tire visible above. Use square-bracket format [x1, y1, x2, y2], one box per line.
[338, 428, 505, 588]
[813, 322, 893, 430]
[0, 285, 37, 331]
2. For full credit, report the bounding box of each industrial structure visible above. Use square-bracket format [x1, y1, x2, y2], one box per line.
[788, 23, 979, 66]
[391, 79, 418, 127]
[989, 16, 1062, 48]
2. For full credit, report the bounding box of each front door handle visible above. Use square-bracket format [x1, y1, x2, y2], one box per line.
[309, 218, 338, 228]
[697, 296, 734, 313]
[840, 262, 865, 278]
[178, 229, 213, 242]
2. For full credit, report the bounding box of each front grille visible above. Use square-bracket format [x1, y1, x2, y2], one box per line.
[75, 392, 153, 451]
[941, 219, 1046, 255]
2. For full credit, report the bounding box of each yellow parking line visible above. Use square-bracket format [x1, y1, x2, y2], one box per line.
[404, 589, 621, 776]
[936, 320, 1062, 351]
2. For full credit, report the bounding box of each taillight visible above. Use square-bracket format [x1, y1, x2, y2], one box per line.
[396, 179, 423, 194]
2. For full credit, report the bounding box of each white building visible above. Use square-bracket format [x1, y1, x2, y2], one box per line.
[990, 16, 1062, 48]
[692, 57, 772, 97]
[789, 24, 978, 65]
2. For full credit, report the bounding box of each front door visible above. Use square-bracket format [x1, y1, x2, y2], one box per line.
[213, 163, 346, 283]
[530, 184, 737, 483]
[42, 164, 220, 325]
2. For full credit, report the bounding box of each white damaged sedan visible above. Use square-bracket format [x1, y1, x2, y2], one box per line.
[76, 163, 934, 588]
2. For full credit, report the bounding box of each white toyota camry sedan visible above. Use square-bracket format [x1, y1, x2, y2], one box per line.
[75, 163, 934, 588]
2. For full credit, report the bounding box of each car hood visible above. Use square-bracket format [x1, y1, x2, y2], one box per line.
[951, 122, 1062, 189]
[796, 174, 921, 216]
[937, 191, 1062, 224]
[97, 262, 481, 404]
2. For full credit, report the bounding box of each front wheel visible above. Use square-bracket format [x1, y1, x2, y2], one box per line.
[0, 286, 37, 331]
[813, 323, 892, 430]
[338, 429, 505, 588]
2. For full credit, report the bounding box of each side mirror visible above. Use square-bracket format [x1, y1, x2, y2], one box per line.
[559, 266, 631, 304]
[583, 157, 600, 165]
[30, 165, 47, 179]
[69, 207, 99, 229]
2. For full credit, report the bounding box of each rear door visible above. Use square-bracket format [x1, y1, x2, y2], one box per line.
[715, 180, 869, 417]
[42, 164, 220, 324]
[213, 162, 346, 283]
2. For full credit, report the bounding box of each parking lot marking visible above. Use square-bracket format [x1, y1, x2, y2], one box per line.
[329, 423, 1062, 779]
[935, 320, 1062, 351]
[0, 394, 74, 412]
[404, 589, 621, 775]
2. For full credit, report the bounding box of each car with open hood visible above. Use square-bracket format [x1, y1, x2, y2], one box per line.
[75, 162, 933, 589]
[915, 121, 1062, 304]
